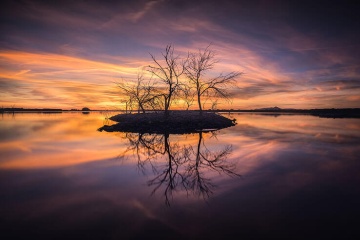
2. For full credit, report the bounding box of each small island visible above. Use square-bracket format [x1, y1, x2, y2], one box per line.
[99, 45, 240, 134]
[98, 111, 236, 134]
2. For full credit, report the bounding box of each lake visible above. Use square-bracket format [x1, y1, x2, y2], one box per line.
[1, 112, 359, 239]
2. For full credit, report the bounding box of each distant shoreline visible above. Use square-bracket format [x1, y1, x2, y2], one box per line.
[1, 108, 360, 118]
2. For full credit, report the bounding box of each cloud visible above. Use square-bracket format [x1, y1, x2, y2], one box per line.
[1, 0, 359, 109]
[127, 0, 164, 23]
[0, 50, 148, 108]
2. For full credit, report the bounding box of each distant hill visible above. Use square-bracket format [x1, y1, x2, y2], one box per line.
[255, 106, 282, 111]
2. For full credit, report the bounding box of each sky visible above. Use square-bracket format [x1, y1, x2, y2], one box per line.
[1, 0, 359, 110]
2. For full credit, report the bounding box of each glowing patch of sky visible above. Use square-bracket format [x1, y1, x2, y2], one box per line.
[1, 0, 359, 109]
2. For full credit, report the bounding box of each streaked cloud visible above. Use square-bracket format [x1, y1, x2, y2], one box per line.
[1, 0, 359, 109]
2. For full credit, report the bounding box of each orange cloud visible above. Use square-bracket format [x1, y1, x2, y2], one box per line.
[0, 51, 151, 109]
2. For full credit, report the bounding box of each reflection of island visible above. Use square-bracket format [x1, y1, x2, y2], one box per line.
[121, 131, 240, 205]
[98, 111, 240, 205]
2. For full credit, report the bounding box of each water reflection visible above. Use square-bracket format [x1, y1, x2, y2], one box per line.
[1, 113, 360, 239]
[121, 132, 240, 205]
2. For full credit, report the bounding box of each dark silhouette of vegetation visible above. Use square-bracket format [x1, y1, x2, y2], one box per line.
[116, 73, 158, 113]
[181, 84, 195, 110]
[116, 44, 242, 113]
[81, 107, 90, 114]
[147, 45, 187, 115]
[185, 45, 242, 112]
[216, 107, 360, 118]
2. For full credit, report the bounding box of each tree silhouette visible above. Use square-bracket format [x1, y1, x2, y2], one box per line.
[116, 73, 158, 113]
[147, 45, 187, 115]
[185, 45, 242, 112]
[116, 45, 241, 113]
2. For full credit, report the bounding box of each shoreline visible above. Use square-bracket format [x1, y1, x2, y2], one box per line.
[2, 108, 360, 118]
[98, 111, 236, 134]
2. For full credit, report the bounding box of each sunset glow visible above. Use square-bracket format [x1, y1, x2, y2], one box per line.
[1, 1, 359, 109]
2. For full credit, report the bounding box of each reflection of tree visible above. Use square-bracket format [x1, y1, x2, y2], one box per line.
[122, 131, 240, 205]
[121, 133, 165, 173]
[184, 132, 238, 199]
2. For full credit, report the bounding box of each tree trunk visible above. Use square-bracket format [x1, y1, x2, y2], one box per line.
[197, 93, 202, 113]
[164, 95, 169, 116]
[139, 103, 145, 113]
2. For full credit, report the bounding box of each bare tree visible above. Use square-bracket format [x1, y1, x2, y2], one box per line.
[180, 84, 195, 110]
[210, 100, 218, 110]
[116, 73, 157, 113]
[185, 45, 242, 112]
[119, 99, 131, 113]
[147, 45, 187, 115]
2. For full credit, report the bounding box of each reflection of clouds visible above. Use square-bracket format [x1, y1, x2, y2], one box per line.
[216, 114, 360, 177]
[0, 113, 127, 169]
[212, 118, 360, 239]
[228, 114, 360, 145]
[131, 199, 156, 219]
[233, 123, 360, 145]
[1, 112, 359, 238]
[0, 159, 176, 239]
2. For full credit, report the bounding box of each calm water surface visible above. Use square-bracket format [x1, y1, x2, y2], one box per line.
[1, 112, 360, 239]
